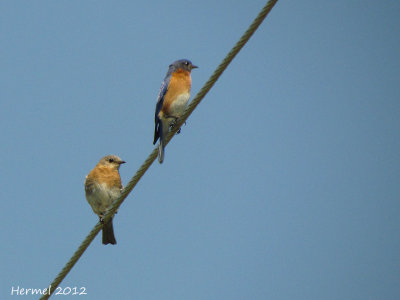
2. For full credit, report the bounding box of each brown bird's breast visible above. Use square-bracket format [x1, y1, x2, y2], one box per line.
[86, 166, 122, 190]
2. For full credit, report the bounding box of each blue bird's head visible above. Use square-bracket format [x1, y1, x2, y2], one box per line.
[168, 59, 198, 73]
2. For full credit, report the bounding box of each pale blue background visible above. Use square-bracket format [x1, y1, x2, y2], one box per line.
[1, 1, 399, 299]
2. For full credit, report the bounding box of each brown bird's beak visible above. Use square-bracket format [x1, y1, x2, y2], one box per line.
[119, 161, 126, 164]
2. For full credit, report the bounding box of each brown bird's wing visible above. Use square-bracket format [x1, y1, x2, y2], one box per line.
[84, 175, 96, 197]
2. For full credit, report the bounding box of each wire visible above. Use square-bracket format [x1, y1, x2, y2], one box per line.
[40, 1, 278, 298]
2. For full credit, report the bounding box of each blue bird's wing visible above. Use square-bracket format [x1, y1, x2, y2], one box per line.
[153, 76, 170, 145]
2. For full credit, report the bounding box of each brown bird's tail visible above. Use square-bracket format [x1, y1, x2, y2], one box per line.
[102, 219, 117, 245]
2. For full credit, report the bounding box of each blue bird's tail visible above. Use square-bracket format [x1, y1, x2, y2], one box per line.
[158, 120, 165, 163]
[158, 141, 165, 163]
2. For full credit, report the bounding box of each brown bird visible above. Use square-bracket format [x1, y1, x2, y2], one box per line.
[84, 155, 126, 245]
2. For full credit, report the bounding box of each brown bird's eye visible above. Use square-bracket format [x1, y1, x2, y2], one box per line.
[108, 158, 114, 163]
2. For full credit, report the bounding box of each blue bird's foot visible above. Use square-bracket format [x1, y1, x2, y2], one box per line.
[176, 121, 187, 134]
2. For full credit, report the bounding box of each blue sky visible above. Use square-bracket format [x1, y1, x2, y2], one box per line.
[1, 1, 399, 299]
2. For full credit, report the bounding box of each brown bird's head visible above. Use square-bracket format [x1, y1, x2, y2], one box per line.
[98, 155, 126, 170]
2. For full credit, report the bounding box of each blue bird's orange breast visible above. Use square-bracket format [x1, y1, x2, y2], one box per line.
[162, 69, 192, 116]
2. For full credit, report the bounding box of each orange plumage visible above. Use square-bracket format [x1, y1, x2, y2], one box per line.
[161, 69, 192, 116]
[84, 155, 125, 245]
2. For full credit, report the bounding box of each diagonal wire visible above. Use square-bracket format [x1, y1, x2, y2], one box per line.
[40, 1, 278, 298]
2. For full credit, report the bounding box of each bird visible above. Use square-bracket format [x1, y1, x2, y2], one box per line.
[153, 59, 198, 163]
[84, 155, 126, 245]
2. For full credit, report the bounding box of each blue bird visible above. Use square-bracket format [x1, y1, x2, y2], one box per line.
[153, 59, 198, 163]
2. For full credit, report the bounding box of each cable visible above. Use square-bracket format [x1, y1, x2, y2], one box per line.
[40, 1, 278, 298]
